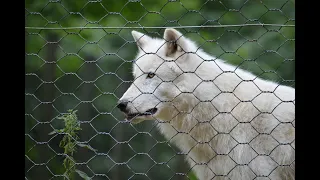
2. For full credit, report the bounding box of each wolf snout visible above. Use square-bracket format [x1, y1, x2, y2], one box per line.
[117, 100, 128, 112]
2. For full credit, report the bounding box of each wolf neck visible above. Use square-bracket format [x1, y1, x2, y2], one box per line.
[156, 103, 219, 179]
[155, 50, 260, 179]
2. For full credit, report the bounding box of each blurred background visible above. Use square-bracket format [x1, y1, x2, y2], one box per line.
[25, 0, 295, 179]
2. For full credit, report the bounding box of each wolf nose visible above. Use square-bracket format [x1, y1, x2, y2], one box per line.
[117, 101, 128, 112]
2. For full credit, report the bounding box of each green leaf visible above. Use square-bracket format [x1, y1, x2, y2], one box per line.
[77, 143, 98, 152]
[75, 169, 91, 180]
[48, 129, 63, 135]
[48, 130, 57, 135]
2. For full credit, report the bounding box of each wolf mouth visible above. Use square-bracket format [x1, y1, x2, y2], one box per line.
[126, 108, 158, 121]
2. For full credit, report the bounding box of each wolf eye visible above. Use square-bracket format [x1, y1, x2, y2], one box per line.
[147, 72, 155, 78]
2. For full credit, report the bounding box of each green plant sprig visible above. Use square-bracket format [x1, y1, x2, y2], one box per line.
[49, 109, 95, 180]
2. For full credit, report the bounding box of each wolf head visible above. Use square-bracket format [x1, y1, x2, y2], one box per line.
[117, 28, 203, 124]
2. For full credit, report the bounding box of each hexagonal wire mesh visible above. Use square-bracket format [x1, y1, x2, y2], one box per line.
[25, 0, 295, 180]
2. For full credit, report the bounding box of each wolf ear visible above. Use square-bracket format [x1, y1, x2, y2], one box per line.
[132, 31, 151, 50]
[163, 28, 186, 56]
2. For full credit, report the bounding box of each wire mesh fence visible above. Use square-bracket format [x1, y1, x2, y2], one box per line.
[25, 0, 295, 180]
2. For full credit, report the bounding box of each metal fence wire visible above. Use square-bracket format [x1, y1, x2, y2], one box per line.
[25, 0, 295, 180]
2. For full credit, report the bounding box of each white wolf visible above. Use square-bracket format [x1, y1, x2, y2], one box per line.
[117, 28, 295, 180]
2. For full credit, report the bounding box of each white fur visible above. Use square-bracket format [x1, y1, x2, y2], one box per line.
[120, 29, 295, 180]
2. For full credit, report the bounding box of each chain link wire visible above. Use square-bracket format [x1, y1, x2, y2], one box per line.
[25, 0, 295, 179]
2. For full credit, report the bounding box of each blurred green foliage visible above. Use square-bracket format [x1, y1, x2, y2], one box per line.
[25, 0, 295, 179]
